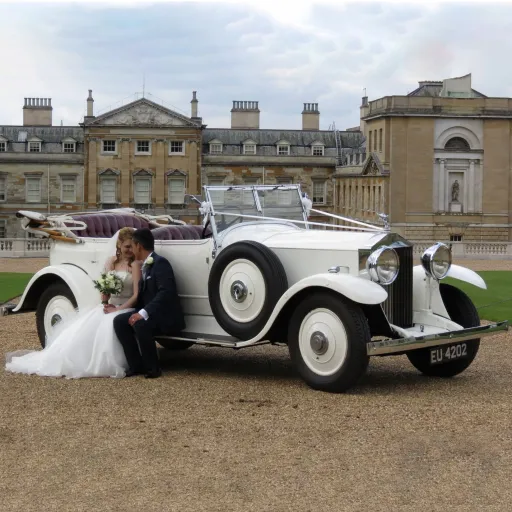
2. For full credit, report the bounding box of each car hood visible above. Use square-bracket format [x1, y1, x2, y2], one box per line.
[219, 222, 408, 252]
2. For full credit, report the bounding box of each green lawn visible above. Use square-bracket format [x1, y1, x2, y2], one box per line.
[445, 271, 512, 323]
[0, 270, 510, 322]
[0, 273, 34, 303]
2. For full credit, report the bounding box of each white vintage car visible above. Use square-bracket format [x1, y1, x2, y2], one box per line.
[2, 184, 509, 392]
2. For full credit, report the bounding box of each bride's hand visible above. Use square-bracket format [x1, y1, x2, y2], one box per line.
[103, 304, 117, 314]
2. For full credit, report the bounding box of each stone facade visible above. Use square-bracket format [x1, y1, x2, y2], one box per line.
[0, 101, 85, 237]
[359, 73, 512, 241]
[82, 95, 203, 223]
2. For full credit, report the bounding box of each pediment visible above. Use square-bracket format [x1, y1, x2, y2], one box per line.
[242, 138, 256, 145]
[62, 136, 77, 143]
[361, 152, 384, 176]
[89, 98, 200, 128]
[0, 135, 8, 142]
[166, 169, 187, 176]
[133, 169, 154, 177]
[28, 136, 42, 142]
[208, 138, 222, 144]
[98, 168, 120, 176]
[276, 139, 290, 145]
[311, 140, 324, 146]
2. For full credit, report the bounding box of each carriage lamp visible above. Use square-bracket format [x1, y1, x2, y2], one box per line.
[421, 242, 452, 280]
[366, 246, 399, 285]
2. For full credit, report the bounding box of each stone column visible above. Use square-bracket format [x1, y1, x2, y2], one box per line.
[468, 159, 475, 212]
[87, 138, 98, 208]
[438, 159, 446, 212]
[155, 139, 165, 209]
[120, 139, 130, 206]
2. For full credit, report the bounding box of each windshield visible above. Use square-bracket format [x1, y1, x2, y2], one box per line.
[204, 185, 306, 232]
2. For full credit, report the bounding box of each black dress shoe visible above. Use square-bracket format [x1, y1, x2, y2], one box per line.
[125, 368, 144, 377]
[144, 369, 162, 379]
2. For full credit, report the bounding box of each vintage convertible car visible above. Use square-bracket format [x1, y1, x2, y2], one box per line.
[2, 184, 509, 392]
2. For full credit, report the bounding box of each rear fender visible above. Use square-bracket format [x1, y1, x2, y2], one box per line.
[13, 264, 98, 313]
[239, 273, 388, 346]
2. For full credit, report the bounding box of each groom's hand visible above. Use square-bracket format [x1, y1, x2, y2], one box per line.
[129, 313, 144, 326]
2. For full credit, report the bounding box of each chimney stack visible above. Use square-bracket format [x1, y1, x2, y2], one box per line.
[302, 103, 320, 130]
[360, 91, 369, 131]
[23, 98, 53, 126]
[231, 101, 260, 129]
[191, 91, 198, 118]
[84, 90, 95, 122]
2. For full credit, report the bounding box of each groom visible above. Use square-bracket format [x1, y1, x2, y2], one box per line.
[114, 228, 185, 378]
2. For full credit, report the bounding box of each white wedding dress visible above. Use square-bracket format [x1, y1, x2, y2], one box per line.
[5, 232, 135, 379]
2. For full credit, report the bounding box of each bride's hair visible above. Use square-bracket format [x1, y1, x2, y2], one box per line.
[114, 227, 136, 267]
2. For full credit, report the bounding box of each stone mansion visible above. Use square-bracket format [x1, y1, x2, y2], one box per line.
[1, 73, 511, 242]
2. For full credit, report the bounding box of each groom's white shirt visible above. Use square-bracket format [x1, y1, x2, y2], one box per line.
[138, 251, 154, 321]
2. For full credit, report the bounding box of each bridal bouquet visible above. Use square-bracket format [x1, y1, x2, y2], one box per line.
[93, 271, 124, 304]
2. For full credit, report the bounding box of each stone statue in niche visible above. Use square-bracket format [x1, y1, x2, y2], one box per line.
[451, 180, 460, 202]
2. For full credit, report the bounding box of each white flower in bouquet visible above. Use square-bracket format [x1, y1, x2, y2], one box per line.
[93, 271, 124, 303]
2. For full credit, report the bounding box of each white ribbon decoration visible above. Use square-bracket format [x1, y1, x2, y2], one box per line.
[199, 201, 213, 226]
[301, 195, 313, 217]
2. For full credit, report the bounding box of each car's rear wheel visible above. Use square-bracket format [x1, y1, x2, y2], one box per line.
[288, 292, 370, 393]
[36, 282, 78, 348]
[406, 283, 481, 377]
[208, 241, 288, 340]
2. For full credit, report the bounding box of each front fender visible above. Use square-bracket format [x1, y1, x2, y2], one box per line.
[237, 273, 388, 346]
[13, 264, 98, 313]
[413, 264, 486, 319]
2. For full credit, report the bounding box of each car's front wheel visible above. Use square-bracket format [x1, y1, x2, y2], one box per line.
[36, 282, 78, 348]
[288, 292, 370, 393]
[406, 283, 481, 377]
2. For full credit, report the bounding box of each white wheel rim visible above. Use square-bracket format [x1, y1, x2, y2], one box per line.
[298, 308, 348, 377]
[219, 259, 266, 323]
[44, 295, 77, 338]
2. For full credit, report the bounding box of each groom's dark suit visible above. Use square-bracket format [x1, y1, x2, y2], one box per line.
[114, 252, 185, 375]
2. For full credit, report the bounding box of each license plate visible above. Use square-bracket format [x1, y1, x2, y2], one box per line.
[430, 343, 468, 365]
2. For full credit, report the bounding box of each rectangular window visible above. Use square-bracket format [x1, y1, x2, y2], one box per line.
[61, 177, 76, 203]
[100, 178, 117, 203]
[244, 144, 256, 155]
[168, 177, 185, 204]
[102, 140, 117, 153]
[312, 145, 324, 156]
[136, 140, 151, 154]
[277, 145, 290, 156]
[313, 181, 326, 204]
[277, 178, 292, 205]
[63, 142, 75, 153]
[450, 234, 463, 242]
[368, 132, 372, 154]
[170, 141, 184, 154]
[134, 178, 151, 204]
[210, 143, 222, 154]
[26, 177, 41, 203]
[379, 129, 383, 152]
[0, 177, 5, 201]
[208, 178, 225, 204]
[0, 141, 6, 152]
[0, 220, 5, 238]
[29, 142, 41, 152]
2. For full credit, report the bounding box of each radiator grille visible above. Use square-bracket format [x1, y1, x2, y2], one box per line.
[381, 245, 413, 328]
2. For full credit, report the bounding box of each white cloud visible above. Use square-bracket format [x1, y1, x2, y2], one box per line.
[1, 0, 512, 131]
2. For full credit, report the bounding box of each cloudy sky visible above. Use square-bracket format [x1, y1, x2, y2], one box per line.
[0, 0, 509, 130]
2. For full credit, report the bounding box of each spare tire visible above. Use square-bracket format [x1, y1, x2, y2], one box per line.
[208, 241, 288, 340]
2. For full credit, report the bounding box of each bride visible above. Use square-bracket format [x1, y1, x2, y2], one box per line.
[5, 227, 142, 379]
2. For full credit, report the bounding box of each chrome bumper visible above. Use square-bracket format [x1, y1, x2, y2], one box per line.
[0, 303, 18, 317]
[367, 321, 509, 356]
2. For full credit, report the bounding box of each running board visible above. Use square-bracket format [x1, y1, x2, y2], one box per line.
[155, 333, 270, 348]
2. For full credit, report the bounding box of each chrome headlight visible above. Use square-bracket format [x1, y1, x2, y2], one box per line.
[421, 242, 452, 280]
[366, 246, 399, 285]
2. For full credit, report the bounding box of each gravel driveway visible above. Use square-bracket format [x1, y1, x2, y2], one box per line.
[1, 258, 511, 511]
